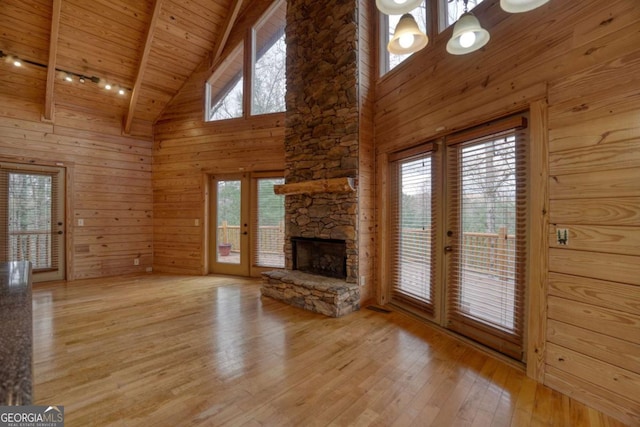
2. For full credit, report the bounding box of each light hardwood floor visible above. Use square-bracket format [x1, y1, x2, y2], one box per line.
[32, 274, 627, 426]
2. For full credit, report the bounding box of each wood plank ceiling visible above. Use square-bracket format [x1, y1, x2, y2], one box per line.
[0, 0, 245, 133]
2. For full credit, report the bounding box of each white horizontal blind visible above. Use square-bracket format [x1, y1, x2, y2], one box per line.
[253, 177, 285, 268]
[0, 164, 61, 272]
[446, 119, 527, 360]
[390, 150, 436, 315]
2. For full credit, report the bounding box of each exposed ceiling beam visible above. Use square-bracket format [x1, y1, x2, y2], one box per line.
[43, 0, 62, 122]
[155, 0, 244, 123]
[212, 0, 245, 66]
[124, 0, 164, 134]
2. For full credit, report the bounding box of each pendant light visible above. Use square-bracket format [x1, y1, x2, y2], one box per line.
[376, 0, 423, 16]
[446, 0, 490, 55]
[388, 13, 429, 55]
[501, 0, 549, 13]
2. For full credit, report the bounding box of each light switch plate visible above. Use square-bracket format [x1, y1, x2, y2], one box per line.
[556, 228, 569, 246]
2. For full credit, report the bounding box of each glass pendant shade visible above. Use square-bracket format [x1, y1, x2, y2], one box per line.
[500, 0, 549, 13]
[376, 0, 423, 16]
[446, 12, 490, 55]
[387, 13, 429, 55]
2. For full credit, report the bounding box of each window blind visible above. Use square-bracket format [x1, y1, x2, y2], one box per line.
[445, 118, 528, 360]
[389, 146, 437, 315]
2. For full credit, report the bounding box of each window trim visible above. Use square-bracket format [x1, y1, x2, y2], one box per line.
[205, 42, 245, 122]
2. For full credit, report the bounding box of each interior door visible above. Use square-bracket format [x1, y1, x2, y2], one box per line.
[0, 162, 66, 282]
[209, 174, 250, 275]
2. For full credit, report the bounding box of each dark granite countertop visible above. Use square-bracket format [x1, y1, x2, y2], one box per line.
[0, 261, 33, 406]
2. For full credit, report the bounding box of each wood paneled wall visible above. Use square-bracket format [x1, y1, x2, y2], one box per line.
[357, 0, 376, 302]
[153, 115, 285, 275]
[374, 0, 640, 424]
[0, 61, 153, 280]
[152, 0, 284, 276]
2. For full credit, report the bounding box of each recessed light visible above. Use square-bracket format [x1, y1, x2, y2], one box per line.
[13, 60, 22, 67]
[105, 84, 112, 90]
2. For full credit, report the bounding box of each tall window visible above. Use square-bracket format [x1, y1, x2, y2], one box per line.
[252, 0, 286, 115]
[206, 44, 244, 121]
[380, 1, 427, 75]
[206, 0, 287, 121]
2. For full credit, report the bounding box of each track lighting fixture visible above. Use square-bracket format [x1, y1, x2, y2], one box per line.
[0, 50, 129, 96]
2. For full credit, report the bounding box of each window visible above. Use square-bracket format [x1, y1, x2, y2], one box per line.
[205, 0, 287, 121]
[206, 44, 244, 121]
[380, 1, 427, 75]
[252, 0, 286, 115]
[439, 0, 484, 31]
[378, 0, 488, 76]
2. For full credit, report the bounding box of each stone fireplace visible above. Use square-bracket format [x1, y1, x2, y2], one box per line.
[292, 237, 347, 279]
[260, 0, 364, 317]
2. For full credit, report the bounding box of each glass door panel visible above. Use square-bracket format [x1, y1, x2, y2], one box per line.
[210, 175, 249, 275]
[0, 163, 65, 282]
[216, 179, 241, 265]
[253, 177, 285, 269]
[445, 123, 527, 361]
[390, 151, 436, 316]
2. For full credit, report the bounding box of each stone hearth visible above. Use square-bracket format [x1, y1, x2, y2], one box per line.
[261, 270, 359, 317]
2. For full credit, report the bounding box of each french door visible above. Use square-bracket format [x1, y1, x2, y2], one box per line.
[209, 173, 285, 276]
[389, 116, 528, 360]
[0, 162, 66, 282]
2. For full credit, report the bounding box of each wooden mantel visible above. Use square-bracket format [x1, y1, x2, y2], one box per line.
[274, 177, 356, 196]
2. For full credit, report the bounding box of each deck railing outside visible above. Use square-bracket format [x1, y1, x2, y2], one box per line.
[218, 223, 513, 275]
[400, 227, 515, 276]
[218, 221, 285, 254]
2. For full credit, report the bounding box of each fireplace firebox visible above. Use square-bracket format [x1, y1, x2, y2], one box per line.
[291, 237, 347, 279]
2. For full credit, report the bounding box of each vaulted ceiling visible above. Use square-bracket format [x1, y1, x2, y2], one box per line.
[0, 0, 249, 133]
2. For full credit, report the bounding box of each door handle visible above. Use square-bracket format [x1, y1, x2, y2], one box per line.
[444, 246, 453, 252]
[57, 231, 64, 235]
[242, 231, 248, 235]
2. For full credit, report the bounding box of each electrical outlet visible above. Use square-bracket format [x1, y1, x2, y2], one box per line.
[77, 218, 84, 226]
[359, 276, 366, 287]
[194, 218, 199, 226]
[134, 258, 140, 266]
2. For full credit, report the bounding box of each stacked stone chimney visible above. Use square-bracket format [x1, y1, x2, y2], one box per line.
[284, 0, 360, 282]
